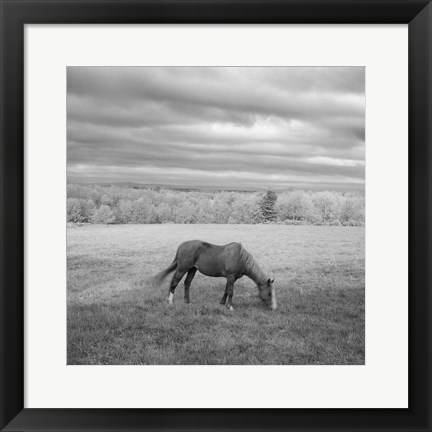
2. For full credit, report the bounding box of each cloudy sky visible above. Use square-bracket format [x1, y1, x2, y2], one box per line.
[67, 67, 365, 191]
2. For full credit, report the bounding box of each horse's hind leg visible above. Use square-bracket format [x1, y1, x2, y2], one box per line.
[220, 284, 228, 305]
[167, 268, 187, 305]
[221, 275, 235, 310]
[183, 267, 197, 303]
[225, 275, 236, 310]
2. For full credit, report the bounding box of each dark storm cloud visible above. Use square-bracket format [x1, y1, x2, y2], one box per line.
[67, 67, 365, 190]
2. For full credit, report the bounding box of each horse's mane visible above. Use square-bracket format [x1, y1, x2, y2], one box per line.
[239, 245, 267, 285]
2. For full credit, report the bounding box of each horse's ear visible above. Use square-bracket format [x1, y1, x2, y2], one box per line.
[267, 278, 274, 286]
[271, 278, 275, 284]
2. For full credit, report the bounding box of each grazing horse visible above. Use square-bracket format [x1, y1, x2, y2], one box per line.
[152, 240, 277, 310]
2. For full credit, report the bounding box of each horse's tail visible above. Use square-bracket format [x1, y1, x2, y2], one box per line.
[150, 253, 178, 288]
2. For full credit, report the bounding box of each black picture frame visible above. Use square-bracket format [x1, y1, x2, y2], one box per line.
[1, 1, 431, 431]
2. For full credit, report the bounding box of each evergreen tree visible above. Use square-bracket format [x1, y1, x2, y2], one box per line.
[259, 190, 278, 222]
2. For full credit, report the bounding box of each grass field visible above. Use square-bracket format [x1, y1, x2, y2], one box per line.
[67, 224, 365, 365]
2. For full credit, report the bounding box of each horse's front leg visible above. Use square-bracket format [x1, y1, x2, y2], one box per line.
[224, 275, 236, 311]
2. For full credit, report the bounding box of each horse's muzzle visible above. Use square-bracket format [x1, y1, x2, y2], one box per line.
[270, 289, 277, 310]
[259, 293, 277, 310]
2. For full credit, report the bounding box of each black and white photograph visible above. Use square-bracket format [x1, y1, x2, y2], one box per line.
[67, 66, 365, 365]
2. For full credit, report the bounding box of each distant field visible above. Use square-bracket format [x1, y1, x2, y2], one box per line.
[67, 224, 365, 365]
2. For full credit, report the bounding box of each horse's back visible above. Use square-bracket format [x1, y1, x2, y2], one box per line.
[178, 240, 241, 253]
[176, 240, 243, 277]
[177, 239, 206, 252]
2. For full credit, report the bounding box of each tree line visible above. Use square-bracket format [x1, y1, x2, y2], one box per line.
[67, 184, 365, 226]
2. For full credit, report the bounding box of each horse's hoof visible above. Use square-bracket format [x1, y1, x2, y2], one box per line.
[184, 299, 190, 304]
[227, 306, 234, 311]
[167, 292, 174, 305]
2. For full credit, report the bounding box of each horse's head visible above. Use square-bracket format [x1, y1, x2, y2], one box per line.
[258, 278, 277, 310]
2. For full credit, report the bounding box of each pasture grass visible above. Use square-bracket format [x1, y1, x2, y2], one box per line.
[67, 224, 364, 365]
